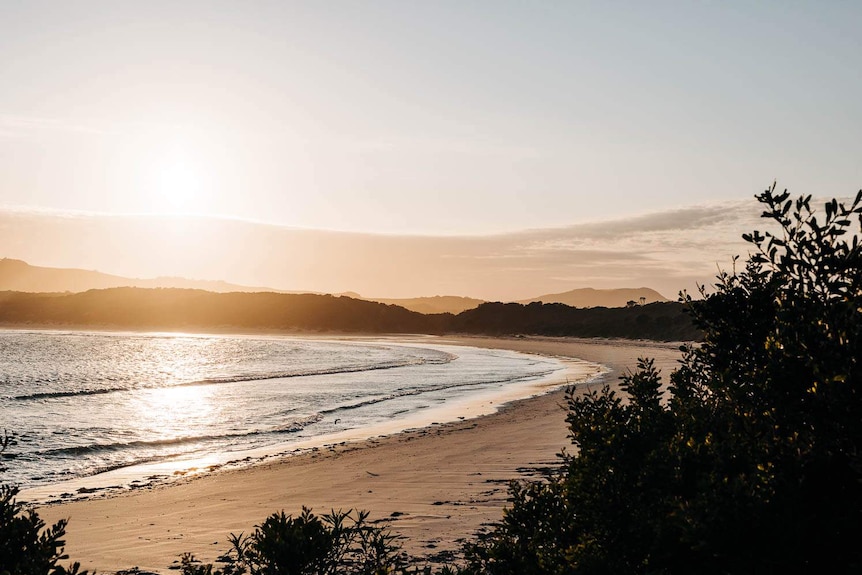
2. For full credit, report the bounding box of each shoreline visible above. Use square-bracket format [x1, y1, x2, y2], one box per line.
[21, 339, 600, 505]
[34, 335, 685, 573]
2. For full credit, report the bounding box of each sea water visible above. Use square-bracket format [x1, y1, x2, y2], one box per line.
[0, 330, 597, 496]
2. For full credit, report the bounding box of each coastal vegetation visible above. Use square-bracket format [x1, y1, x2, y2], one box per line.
[457, 186, 862, 573]
[2, 187, 861, 573]
[448, 301, 695, 341]
[179, 508, 445, 575]
[0, 434, 86, 575]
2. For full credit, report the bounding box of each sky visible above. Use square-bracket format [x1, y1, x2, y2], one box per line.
[1, 1, 860, 297]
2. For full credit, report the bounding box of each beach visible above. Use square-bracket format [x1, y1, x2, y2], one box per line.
[35, 335, 684, 572]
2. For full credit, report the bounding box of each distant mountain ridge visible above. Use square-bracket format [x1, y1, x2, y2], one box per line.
[518, 287, 668, 308]
[0, 258, 301, 294]
[0, 258, 668, 312]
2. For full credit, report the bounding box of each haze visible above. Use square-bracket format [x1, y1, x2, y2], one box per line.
[1, 2, 860, 298]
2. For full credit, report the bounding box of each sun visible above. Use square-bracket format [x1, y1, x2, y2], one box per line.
[143, 131, 210, 215]
[154, 153, 204, 214]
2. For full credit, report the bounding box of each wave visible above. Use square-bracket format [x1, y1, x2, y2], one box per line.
[319, 368, 558, 416]
[11, 386, 130, 400]
[30, 414, 325, 459]
[23, 368, 557, 462]
[8, 352, 457, 401]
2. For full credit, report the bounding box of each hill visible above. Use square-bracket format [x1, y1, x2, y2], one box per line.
[518, 287, 668, 308]
[0, 258, 295, 294]
[0, 288, 440, 333]
[0, 288, 700, 341]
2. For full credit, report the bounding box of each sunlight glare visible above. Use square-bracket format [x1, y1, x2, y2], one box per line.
[140, 384, 215, 438]
[145, 132, 211, 215]
[131, 336, 218, 438]
[155, 154, 203, 214]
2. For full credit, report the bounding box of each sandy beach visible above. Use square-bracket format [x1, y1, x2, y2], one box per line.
[36, 336, 685, 573]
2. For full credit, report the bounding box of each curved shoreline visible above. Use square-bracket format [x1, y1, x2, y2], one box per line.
[21, 338, 596, 504]
[35, 335, 685, 573]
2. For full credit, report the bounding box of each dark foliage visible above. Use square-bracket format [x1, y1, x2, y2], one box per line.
[448, 301, 699, 341]
[180, 507, 453, 575]
[0, 433, 86, 575]
[459, 186, 862, 574]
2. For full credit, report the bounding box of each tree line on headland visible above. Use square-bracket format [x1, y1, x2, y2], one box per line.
[0, 288, 700, 341]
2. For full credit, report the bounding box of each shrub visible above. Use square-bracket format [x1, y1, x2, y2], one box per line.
[181, 507, 441, 575]
[460, 186, 862, 574]
[0, 432, 87, 575]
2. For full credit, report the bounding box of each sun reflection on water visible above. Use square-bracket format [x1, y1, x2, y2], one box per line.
[137, 384, 216, 438]
[129, 337, 221, 441]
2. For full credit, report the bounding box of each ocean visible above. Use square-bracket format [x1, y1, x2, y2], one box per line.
[0, 330, 602, 499]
